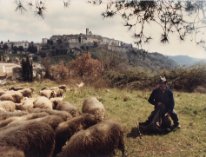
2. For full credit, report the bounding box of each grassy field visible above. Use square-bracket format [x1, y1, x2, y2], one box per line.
[3, 81, 206, 157]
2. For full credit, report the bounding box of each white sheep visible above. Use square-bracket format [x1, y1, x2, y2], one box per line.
[33, 96, 53, 110]
[51, 98, 79, 117]
[39, 89, 55, 98]
[82, 97, 106, 121]
[19, 88, 34, 98]
[0, 101, 16, 112]
[50, 87, 65, 97]
[17, 97, 35, 112]
[0, 91, 23, 103]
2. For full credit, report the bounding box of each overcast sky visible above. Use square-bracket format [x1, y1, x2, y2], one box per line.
[0, 0, 206, 59]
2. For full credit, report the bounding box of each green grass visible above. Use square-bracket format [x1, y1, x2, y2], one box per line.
[4, 81, 206, 157]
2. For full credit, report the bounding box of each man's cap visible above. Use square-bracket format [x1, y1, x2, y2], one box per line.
[159, 76, 167, 83]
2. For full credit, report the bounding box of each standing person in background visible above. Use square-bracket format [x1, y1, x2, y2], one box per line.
[21, 56, 33, 82]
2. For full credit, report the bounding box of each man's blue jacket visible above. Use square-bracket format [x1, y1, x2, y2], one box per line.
[148, 87, 175, 112]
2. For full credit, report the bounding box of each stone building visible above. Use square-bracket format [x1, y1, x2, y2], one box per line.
[44, 28, 133, 54]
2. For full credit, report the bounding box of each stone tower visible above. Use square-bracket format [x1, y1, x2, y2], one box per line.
[86, 28, 89, 36]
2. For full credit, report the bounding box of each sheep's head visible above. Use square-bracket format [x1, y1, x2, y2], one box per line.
[30, 88, 34, 93]
[50, 91, 56, 98]
[59, 85, 67, 92]
[13, 94, 22, 103]
[81, 114, 99, 129]
[16, 103, 23, 110]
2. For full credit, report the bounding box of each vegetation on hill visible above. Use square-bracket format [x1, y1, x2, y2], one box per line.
[90, 47, 177, 70]
[41, 51, 206, 93]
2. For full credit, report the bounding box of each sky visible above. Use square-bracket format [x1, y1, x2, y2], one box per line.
[0, 0, 206, 59]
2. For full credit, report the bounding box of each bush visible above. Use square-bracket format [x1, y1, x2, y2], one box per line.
[104, 66, 206, 92]
[69, 53, 103, 82]
[49, 61, 69, 81]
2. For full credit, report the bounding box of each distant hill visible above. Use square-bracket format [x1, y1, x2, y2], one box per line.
[168, 55, 206, 66]
[90, 47, 177, 71]
[126, 50, 177, 70]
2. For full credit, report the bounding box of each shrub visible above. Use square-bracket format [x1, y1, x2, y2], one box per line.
[49, 61, 69, 81]
[69, 53, 103, 82]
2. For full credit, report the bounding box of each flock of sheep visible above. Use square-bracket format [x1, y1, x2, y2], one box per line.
[0, 85, 127, 157]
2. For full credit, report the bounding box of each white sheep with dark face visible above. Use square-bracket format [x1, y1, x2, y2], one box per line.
[19, 88, 34, 98]
[39, 89, 55, 99]
[0, 91, 23, 103]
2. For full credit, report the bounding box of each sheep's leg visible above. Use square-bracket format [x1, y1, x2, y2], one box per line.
[118, 135, 127, 157]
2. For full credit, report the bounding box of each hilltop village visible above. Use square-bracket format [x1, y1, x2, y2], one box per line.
[0, 28, 133, 59]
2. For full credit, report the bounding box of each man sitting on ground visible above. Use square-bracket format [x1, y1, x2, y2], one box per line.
[139, 76, 180, 133]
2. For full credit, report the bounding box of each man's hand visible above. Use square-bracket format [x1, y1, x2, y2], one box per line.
[155, 102, 163, 110]
[157, 102, 163, 107]
[154, 102, 160, 109]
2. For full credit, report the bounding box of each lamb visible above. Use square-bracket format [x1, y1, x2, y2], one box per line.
[41, 86, 66, 97]
[0, 122, 55, 157]
[51, 98, 79, 117]
[0, 91, 23, 103]
[33, 96, 53, 110]
[82, 97, 106, 121]
[58, 120, 127, 157]
[56, 102, 79, 117]
[17, 97, 34, 111]
[50, 87, 65, 97]
[54, 113, 99, 156]
[39, 89, 55, 98]
[0, 101, 16, 112]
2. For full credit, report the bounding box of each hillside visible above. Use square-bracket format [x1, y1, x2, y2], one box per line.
[87, 47, 177, 71]
[41, 33, 177, 71]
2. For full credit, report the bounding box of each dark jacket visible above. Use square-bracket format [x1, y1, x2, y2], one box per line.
[148, 87, 175, 112]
